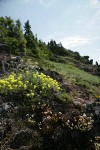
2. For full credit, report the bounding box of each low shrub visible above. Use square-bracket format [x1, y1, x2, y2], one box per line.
[64, 114, 94, 132]
[0, 71, 61, 102]
[55, 92, 71, 102]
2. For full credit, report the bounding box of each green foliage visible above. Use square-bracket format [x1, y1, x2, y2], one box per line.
[48, 40, 68, 56]
[0, 17, 26, 54]
[80, 56, 93, 64]
[67, 50, 81, 60]
[0, 37, 19, 54]
[0, 16, 98, 150]
[14, 19, 26, 53]
[56, 92, 71, 102]
[0, 16, 97, 64]
[43, 60, 100, 95]
[24, 20, 36, 50]
[0, 17, 50, 58]
[24, 20, 50, 59]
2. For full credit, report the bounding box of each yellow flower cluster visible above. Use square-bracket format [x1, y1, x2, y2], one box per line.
[0, 71, 61, 98]
[0, 73, 25, 93]
[33, 72, 60, 91]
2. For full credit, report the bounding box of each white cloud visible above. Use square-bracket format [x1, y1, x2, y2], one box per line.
[90, 0, 100, 8]
[86, 8, 100, 29]
[39, 0, 57, 8]
[95, 48, 100, 52]
[59, 36, 90, 48]
[84, 0, 100, 30]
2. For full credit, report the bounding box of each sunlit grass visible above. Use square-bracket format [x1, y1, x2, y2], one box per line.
[43, 60, 100, 95]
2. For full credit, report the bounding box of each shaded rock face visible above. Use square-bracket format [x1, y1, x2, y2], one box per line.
[0, 53, 21, 74]
[48, 70, 63, 83]
[19, 146, 30, 150]
[74, 86, 92, 101]
[86, 98, 100, 117]
[76, 62, 100, 76]
[10, 129, 33, 149]
[0, 102, 11, 113]
[61, 82, 72, 93]
[0, 118, 12, 141]
[0, 44, 10, 54]
[0, 102, 13, 141]
[0, 50, 11, 72]
[86, 98, 100, 136]
[0, 96, 96, 150]
[36, 67, 63, 83]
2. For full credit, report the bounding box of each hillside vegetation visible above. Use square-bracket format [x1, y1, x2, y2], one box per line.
[0, 17, 100, 150]
[0, 16, 100, 96]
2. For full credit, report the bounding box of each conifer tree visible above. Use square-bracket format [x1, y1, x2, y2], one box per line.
[24, 20, 36, 50]
[15, 19, 26, 54]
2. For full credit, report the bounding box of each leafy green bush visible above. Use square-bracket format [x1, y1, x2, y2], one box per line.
[55, 92, 71, 102]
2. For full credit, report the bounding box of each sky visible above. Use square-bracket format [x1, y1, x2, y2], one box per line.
[0, 0, 100, 64]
